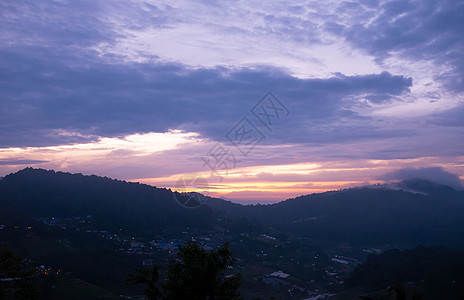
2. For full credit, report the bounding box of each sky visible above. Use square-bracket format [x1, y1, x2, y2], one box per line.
[1, 0, 463, 203]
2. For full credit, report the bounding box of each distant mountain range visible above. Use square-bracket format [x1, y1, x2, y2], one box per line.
[1, 168, 464, 247]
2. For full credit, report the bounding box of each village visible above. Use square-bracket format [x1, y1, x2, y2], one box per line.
[25, 215, 373, 299]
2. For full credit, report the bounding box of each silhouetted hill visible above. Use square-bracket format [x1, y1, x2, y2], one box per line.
[0, 168, 213, 235]
[208, 180, 464, 247]
[398, 178, 464, 198]
[1, 168, 464, 247]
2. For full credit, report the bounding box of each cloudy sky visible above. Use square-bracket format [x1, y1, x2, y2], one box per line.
[1, 0, 463, 203]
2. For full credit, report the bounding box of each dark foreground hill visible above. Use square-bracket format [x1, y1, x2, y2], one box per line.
[344, 246, 464, 300]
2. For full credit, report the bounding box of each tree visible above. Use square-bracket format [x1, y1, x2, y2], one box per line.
[0, 244, 38, 300]
[388, 282, 406, 300]
[164, 241, 241, 299]
[126, 265, 162, 300]
[127, 241, 241, 300]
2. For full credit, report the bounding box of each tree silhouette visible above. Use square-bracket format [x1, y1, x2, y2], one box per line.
[127, 241, 241, 300]
[0, 244, 38, 300]
[126, 264, 162, 300]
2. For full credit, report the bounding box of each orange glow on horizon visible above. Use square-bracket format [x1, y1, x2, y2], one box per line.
[1, 128, 462, 204]
[130, 175, 384, 202]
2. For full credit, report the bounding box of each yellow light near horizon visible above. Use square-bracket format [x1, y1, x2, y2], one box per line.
[367, 157, 430, 165]
[132, 174, 371, 200]
[225, 162, 322, 177]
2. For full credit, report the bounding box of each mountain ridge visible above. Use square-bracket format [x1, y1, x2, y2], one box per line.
[0, 168, 213, 235]
[1, 168, 464, 247]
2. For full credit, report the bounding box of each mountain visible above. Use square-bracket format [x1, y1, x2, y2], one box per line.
[1, 168, 464, 247]
[1, 168, 464, 298]
[0, 168, 213, 235]
[361, 178, 462, 197]
[207, 179, 464, 247]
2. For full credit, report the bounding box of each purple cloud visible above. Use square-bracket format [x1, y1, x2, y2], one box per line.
[0, 159, 48, 166]
[340, 0, 464, 91]
[0, 42, 413, 148]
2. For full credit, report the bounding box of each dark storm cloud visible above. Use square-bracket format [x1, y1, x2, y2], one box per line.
[0, 43, 412, 147]
[340, 0, 464, 91]
[382, 167, 464, 190]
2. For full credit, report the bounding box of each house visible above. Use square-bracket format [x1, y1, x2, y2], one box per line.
[130, 241, 143, 248]
[142, 259, 154, 266]
[270, 270, 290, 278]
[331, 258, 349, 265]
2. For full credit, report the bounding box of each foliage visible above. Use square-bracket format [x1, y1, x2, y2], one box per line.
[0, 244, 38, 300]
[127, 265, 162, 300]
[127, 241, 242, 300]
[346, 246, 464, 299]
